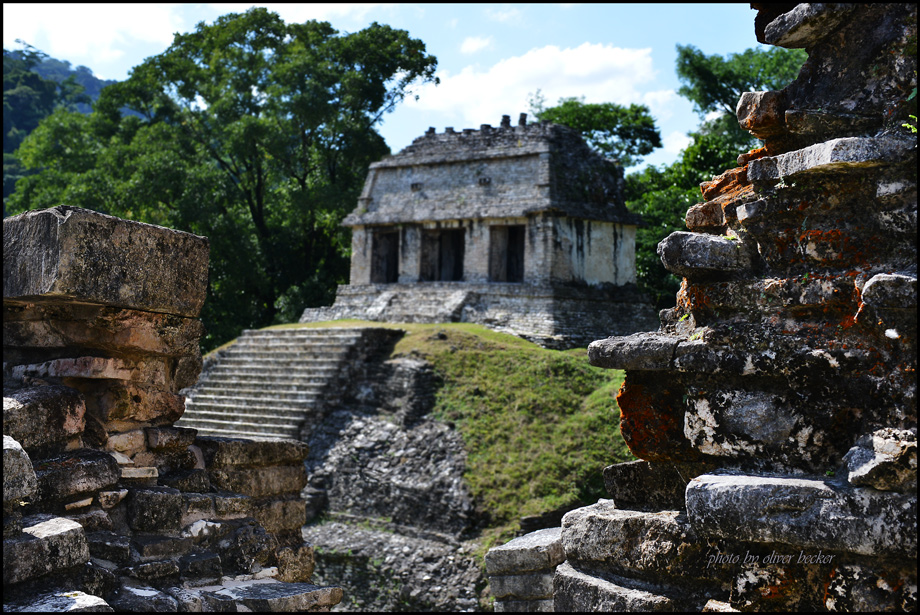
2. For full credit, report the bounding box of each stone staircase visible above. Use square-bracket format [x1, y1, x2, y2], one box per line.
[178, 328, 370, 440]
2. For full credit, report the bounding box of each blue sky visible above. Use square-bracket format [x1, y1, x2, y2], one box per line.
[4, 3, 766, 172]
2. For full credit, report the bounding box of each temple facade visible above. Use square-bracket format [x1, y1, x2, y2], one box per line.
[301, 114, 659, 348]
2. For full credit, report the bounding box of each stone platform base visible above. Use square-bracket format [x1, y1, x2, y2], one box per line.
[300, 282, 659, 349]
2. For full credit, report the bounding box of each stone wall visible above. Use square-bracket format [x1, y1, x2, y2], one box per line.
[3, 206, 342, 611]
[488, 3, 917, 612]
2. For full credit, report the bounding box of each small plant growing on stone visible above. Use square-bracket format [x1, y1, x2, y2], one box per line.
[679, 313, 690, 322]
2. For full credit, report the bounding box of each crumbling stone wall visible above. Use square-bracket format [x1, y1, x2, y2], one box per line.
[488, 3, 916, 612]
[3, 206, 342, 611]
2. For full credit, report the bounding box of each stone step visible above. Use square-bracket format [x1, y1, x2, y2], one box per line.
[553, 561, 704, 611]
[186, 394, 316, 413]
[195, 578, 343, 611]
[3, 514, 90, 585]
[183, 401, 313, 417]
[178, 424, 298, 440]
[192, 386, 323, 400]
[202, 371, 335, 384]
[218, 354, 347, 365]
[177, 416, 301, 439]
[4, 591, 113, 612]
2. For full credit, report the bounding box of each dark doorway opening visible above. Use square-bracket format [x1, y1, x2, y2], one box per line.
[420, 228, 465, 281]
[371, 230, 400, 283]
[489, 225, 525, 283]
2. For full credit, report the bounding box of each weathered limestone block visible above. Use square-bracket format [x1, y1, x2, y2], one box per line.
[494, 598, 554, 612]
[4, 591, 113, 612]
[146, 426, 197, 451]
[561, 501, 722, 589]
[657, 232, 751, 279]
[208, 465, 308, 498]
[78, 381, 186, 427]
[127, 487, 184, 532]
[33, 449, 120, 504]
[3, 303, 204, 357]
[485, 527, 565, 576]
[602, 460, 718, 511]
[3, 385, 85, 457]
[196, 436, 309, 468]
[107, 583, 179, 612]
[253, 497, 307, 534]
[736, 90, 787, 140]
[747, 136, 915, 182]
[3, 206, 209, 317]
[87, 530, 132, 564]
[843, 428, 917, 492]
[276, 545, 316, 583]
[3, 514, 90, 585]
[686, 472, 917, 558]
[763, 3, 858, 48]
[198, 579, 344, 612]
[860, 272, 917, 308]
[4, 435, 37, 506]
[553, 562, 686, 612]
[490, 571, 554, 600]
[588, 333, 679, 371]
[823, 562, 918, 612]
[132, 535, 192, 561]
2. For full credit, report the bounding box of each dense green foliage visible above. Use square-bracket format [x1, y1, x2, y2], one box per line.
[533, 95, 662, 167]
[265, 320, 632, 554]
[3, 43, 90, 205]
[6, 9, 438, 351]
[626, 44, 808, 309]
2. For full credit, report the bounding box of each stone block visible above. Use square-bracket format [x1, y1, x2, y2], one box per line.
[253, 498, 307, 533]
[561, 501, 721, 587]
[87, 531, 132, 564]
[159, 468, 211, 493]
[80, 381, 186, 425]
[736, 90, 787, 139]
[146, 426, 198, 451]
[860, 273, 917, 309]
[552, 561, 683, 612]
[4, 435, 37, 505]
[96, 489, 128, 509]
[602, 460, 719, 511]
[2, 303, 204, 358]
[132, 535, 192, 560]
[128, 487, 184, 531]
[763, 3, 857, 48]
[490, 571, 554, 600]
[747, 137, 915, 182]
[208, 465, 308, 498]
[587, 333, 679, 371]
[3, 514, 90, 585]
[657, 232, 751, 279]
[276, 545, 315, 583]
[198, 579, 343, 611]
[104, 429, 146, 456]
[494, 598, 554, 612]
[686, 472, 917, 558]
[126, 560, 181, 582]
[3, 206, 208, 317]
[180, 552, 223, 579]
[222, 523, 278, 573]
[685, 201, 726, 232]
[33, 449, 120, 503]
[484, 527, 564, 576]
[107, 583, 179, 612]
[3, 386, 85, 457]
[213, 493, 252, 518]
[65, 508, 113, 532]
[843, 428, 916, 492]
[196, 436, 309, 468]
[4, 591, 113, 612]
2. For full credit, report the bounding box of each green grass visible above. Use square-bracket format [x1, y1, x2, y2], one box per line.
[212, 320, 634, 553]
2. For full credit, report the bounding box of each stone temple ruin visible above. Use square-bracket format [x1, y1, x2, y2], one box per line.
[300, 113, 659, 349]
[3, 207, 342, 611]
[3, 4, 917, 614]
[486, 3, 917, 612]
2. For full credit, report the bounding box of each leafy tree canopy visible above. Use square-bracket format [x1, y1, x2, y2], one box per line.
[8, 8, 439, 351]
[532, 94, 662, 167]
[626, 44, 808, 310]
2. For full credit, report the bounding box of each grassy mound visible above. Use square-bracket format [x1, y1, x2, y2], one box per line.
[232, 320, 634, 553]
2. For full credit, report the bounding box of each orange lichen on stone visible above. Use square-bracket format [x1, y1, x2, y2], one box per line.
[615, 375, 697, 462]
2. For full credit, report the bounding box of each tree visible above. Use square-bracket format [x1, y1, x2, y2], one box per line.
[626, 45, 808, 310]
[528, 93, 662, 167]
[8, 8, 438, 351]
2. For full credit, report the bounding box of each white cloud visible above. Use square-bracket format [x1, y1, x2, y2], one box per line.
[405, 43, 656, 129]
[460, 36, 493, 55]
[663, 130, 693, 155]
[3, 3, 182, 68]
[485, 6, 522, 23]
[639, 90, 679, 122]
[704, 109, 724, 122]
